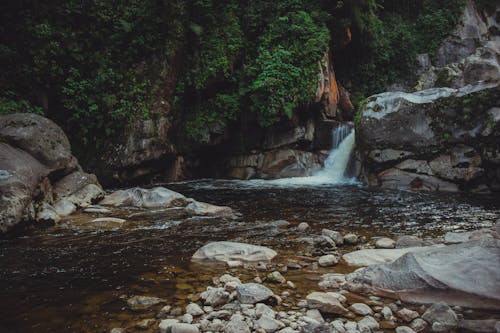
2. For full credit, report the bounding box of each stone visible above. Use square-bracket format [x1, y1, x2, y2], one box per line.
[254, 315, 285, 333]
[395, 327, 416, 333]
[184, 200, 234, 217]
[236, 283, 274, 304]
[443, 231, 473, 244]
[267, 271, 286, 284]
[322, 229, 344, 245]
[458, 319, 499, 333]
[355, 239, 500, 310]
[410, 319, 428, 332]
[301, 322, 335, 333]
[297, 222, 310, 232]
[318, 254, 339, 267]
[159, 319, 180, 333]
[343, 245, 441, 266]
[100, 187, 187, 208]
[181, 314, 193, 324]
[396, 308, 420, 323]
[110, 329, 125, 333]
[225, 314, 251, 333]
[305, 309, 325, 323]
[136, 319, 156, 330]
[344, 233, 359, 245]
[306, 292, 349, 315]
[374, 238, 395, 249]
[127, 295, 164, 311]
[381, 306, 394, 321]
[83, 206, 112, 214]
[422, 302, 458, 332]
[256, 303, 276, 319]
[200, 287, 230, 306]
[170, 323, 199, 333]
[358, 316, 379, 333]
[350, 303, 373, 316]
[396, 236, 428, 248]
[186, 303, 204, 316]
[192, 242, 277, 263]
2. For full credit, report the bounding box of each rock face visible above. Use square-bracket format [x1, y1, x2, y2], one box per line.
[357, 2, 500, 192]
[355, 239, 500, 310]
[192, 242, 277, 263]
[0, 113, 104, 232]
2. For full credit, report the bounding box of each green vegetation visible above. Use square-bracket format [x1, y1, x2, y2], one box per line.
[0, 0, 465, 148]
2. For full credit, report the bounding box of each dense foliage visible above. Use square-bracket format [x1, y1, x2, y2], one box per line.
[0, 0, 466, 147]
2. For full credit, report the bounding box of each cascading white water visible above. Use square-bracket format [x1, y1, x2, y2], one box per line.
[266, 124, 357, 186]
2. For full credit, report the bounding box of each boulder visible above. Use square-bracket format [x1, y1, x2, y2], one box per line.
[0, 113, 103, 232]
[355, 239, 500, 309]
[236, 283, 274, 304]
[422, 303, 458, 332]
[306, 292, 348, 315]
[100, 187, 187, 208]
[343, 245, 442, 267]
[192, 242, 277, 263]
[184, 201, 234, 217]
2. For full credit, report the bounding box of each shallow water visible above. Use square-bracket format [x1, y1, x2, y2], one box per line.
[0, 180, 499, 332]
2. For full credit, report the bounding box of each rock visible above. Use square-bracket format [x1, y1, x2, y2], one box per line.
[344, 233, 358, 245]
[181, 314, 193, 324]
[381, 306, 394, 321]
[236, 283, 274, 304]
[100, 187, 187, 208]
[355, 239, 500, 309]
[306, 292, 348, 315]
[318, 254, 339, 267]
[225, 314, 251, 333]
[192, 242, 277, 263]
[184, 200, 234, 217]
[159, 319, 180, 333]
[396, 308, 420, 323]
[0, 113, 103, 233]
[297, 222, 310, 232]
[458, 319, 499, 333]
[349, 303, 373, 316]
[396, 236, 428, 248]
[444, 231, 473, 244]
[306, 309, 325, 323]
[301, 322, 334, 333]
[395, 326, 416, 333]
[358, 316, 379, 332]
[127, 295, 164, 311]
[91, 217, 126, 224]
[200, 287, 230, 306]
[136, 319, 156, 330]
[267, 271, 286, 284]
[322, 229, 344, 245]
[374, 237, 395, 249]
[422, 302, 458, 332]
[83, 206, 112, 214]
[343, 245, 441, 266]
[185, 303, 204, 316]
[410, 318, 428, 332]
[110, 328, 126, 333]
[170, 323, 199, 333]
[256, 303, 276, 318]
[157, 305, 172, 318]
[255, 315, 285, 333]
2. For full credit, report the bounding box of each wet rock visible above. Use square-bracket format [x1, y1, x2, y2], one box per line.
[344, 233, 359, 245]
[159, 319, 180, 333]
[350, 303, 373, 316]
[135, 318, 156, 330]
[410, 318, 428, 332]
[297, 222, 310, 232]
[267, 271, 286, 284]
[236, 283, 274, 304]
[83, 206, 112, 214]
[422, 302, 458, 332]
[157, 305, 172, 318]
[306, 292, 348, 315]
[101, 187, 187, 208]
[322, 229, 344, 245]
[184, 200, 234, 217]
[255, 315, 285, 332]
[396, 326, 416, 333]
[186, 303, 204, 317]
[306, 309, 325, 323]
[192, 242, 277, 263]
[343, 245, 441, 266]
[318, 254, 339, 267]
[110, 328, 125, 333]
[170, 323, 199, 333]
[200, 287, 230, 306]
[458, 319, 499, 333]
[397, 308, 420, 323]
[374, 237, 395, 249]
[358, 316, 379, 333]
[225, 314, 251, 333]
[355, 240, 500, 309]
[127, 295, 164, 311]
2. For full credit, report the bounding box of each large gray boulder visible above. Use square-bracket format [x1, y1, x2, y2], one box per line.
[0, 113, 104, 232]
[355, 239, 500, 310]
[192, 242, 277, 263]
[100, 186, 187, 208]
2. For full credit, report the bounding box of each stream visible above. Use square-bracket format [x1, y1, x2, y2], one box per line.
[0, 180, 499, 332]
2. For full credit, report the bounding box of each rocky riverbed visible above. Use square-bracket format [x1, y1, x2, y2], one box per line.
[1, 180, 499, 332]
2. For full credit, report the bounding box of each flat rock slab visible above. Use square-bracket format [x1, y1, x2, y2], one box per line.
[343, 245, 442, 266]
[101, 187, 187, 208]
[192, 241, 277, 263]
[356, 239, 500, 310]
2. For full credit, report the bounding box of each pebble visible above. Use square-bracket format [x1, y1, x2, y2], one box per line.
[186, 303, 204, 316]
[350, 303, 373, 316]
[374, 237, 396, 249]
[397, 308, 420, 323]
[396, 326, 417, 333]
[318, 254, 339, 267]
[267, 271, 286, 284]
[297, 222, 310, 232]
[344, 233, 359, 245]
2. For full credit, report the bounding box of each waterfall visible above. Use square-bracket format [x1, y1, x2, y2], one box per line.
[313, 124, 356, 183]
[266, 124, 357, 186]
